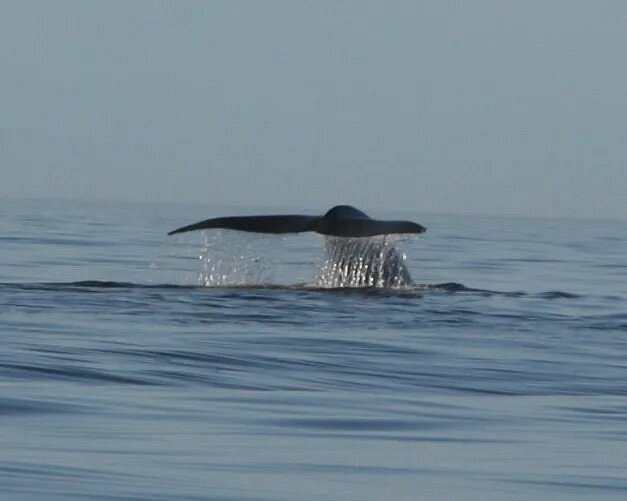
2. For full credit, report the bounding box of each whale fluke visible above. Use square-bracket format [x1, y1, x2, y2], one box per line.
[168, 205, 426, 238]
[167, 215, 318, 236]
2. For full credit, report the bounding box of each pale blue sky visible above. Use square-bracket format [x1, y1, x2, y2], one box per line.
[1, 1, 626, 218]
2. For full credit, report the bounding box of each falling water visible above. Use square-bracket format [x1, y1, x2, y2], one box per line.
[314, 236, 412, 288]
[197, 231, 271, 286]
[195, 232, 414, 288]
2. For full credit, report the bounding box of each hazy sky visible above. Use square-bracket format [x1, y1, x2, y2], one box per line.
[1, 1, 626, 218]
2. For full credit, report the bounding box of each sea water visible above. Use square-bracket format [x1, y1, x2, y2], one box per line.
[0, 198, 625, 500]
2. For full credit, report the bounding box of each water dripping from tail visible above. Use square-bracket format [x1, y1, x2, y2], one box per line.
[314, 236, 413, 288]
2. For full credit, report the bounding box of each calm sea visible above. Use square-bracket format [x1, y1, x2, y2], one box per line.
[0, 198, 625, 500]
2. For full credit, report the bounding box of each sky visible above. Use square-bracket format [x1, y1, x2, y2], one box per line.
[1, 1, 626, 218]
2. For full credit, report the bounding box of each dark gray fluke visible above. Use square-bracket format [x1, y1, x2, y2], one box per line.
[168, 205, 426, 238]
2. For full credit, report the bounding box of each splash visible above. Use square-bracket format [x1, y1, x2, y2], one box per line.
[314, 236, 412, 288]
[193, 232, 414, 289]
[197, 231, 272, 286]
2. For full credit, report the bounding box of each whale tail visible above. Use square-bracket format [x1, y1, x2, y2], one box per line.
[168, 206, 426, 238]
[168, 205, 425, 287]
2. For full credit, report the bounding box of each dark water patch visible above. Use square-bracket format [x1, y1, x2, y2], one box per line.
[0, 280, 500, 296]
[429, 282, 528, 297]
[120, 349, 265, 368]
[0, 462, 206, 501]
[3, 280, 586, 304]
[143, 370, 289, 390]
[0, 461, 147, 482]
[0, 397, 83, 416]
[579, 313, 627, 331]
[502, 257, 567, 263]
[266, 417, 444, 432]
[536, 290, 581, 299]
[259, 336, 430, 357]
[0, 363, 159, 386]
[242, 461, 421, 475]
[0, 281, 196, 292]
[561, 403, 627, 421]
[507, 475, 627, 494]
[250, 429, 513, 444]
[590, 263, 627, 269]
[64, 280, 188, 290]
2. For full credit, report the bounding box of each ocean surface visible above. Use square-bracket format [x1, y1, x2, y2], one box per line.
[0, 198, 625, 500]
